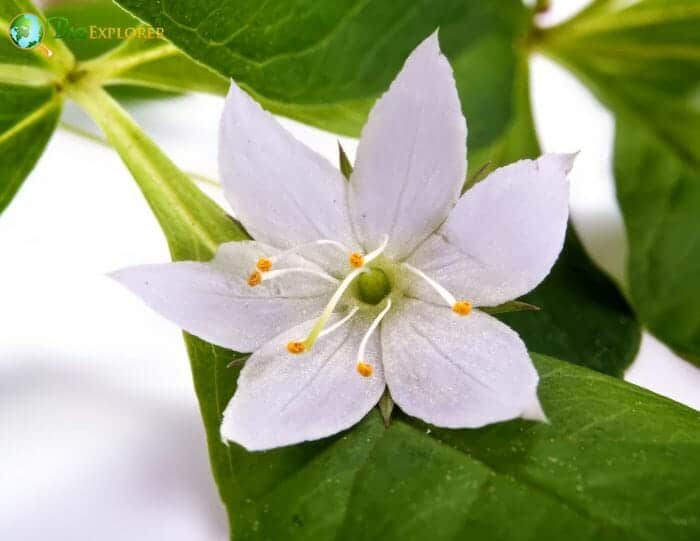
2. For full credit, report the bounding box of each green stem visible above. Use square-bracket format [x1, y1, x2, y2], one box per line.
[80, 42, 180, 81]
[58, 121, 221, 188]
[0, 63, 57, 87]
[67, 83, 246, 261]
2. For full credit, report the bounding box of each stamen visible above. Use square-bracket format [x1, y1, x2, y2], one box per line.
[452, 301, 472, 316]
[256, 257, 272, 272]
[355, 298, 392, 378]
[403, 263, 472, 316]
[356, 362, 373, 377]
[349, 252, 364, 268]
[349, 234, 388, 269]
[247, 271, 262, 287]
[286, 308, 358, 357]
[297, 268, 362, 351]
[260, 267, 340, 285]
[287, 341, 306, 354]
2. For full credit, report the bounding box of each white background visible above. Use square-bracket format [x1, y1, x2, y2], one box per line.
[2, 1, 699, 538]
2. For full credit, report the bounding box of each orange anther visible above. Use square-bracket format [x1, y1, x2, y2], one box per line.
[356, 361, 373, 377]
[247, 271, 262, 287]
[256, 257, 272, 272]
[349, 252, 365, 268]
[287, 341, 306, 354]
[452, 301, 472, 316]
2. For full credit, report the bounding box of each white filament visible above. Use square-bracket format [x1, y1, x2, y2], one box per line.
[402, 263, 456, 306]
[357, 298, 392, 362]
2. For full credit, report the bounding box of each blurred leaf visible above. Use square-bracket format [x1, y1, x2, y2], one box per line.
[0, 0, 65, 216]
[81, 33, 228, 95]
[115, 0, 530, 151]
[0, 85, 61, 215]
[542, 0, 700, 363]
[44, 0, 142, 60]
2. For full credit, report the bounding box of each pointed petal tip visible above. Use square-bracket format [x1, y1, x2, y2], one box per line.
[414, 29, 446, 62]
[521, 395, 549, 424]
[539, 152, 578, 175]
[219, 418, 300, 452]
[106, 267, 136, 288]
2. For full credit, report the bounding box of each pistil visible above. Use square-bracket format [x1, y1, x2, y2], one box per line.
[294, 235, 390, 352]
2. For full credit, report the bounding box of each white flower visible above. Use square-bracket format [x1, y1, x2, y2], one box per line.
[112, 33, 573, 451]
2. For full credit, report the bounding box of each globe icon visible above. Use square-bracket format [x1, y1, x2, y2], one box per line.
[9, 13, 44, 50]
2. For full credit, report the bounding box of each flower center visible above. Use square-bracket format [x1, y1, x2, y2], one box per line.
[247, 235, 473, 378]
[356, 267, 391, 305]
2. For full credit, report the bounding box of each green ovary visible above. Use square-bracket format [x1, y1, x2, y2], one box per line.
[356, 267, 392, 305]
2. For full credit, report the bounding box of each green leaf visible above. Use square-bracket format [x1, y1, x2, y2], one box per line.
[178, 346, 700, 541]
[327, 357, 700, 541]
[541, 0, 700, 362]
[0, 0, 66, 216]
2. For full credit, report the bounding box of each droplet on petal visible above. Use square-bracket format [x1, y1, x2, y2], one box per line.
[356, 361, 373, 377]
[452, 301, 472, 316]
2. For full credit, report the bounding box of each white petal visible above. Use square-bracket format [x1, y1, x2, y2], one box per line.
[381, 299, 539, 428]
[407, 154, 573, 306]
[348, 32, 467, 259]
[110, 241, 335, 352]
[221, 314, 385, 450]
[219, 81, 357, 250]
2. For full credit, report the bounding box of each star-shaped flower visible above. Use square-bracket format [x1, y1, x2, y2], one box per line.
[113, 33, 573, 451]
